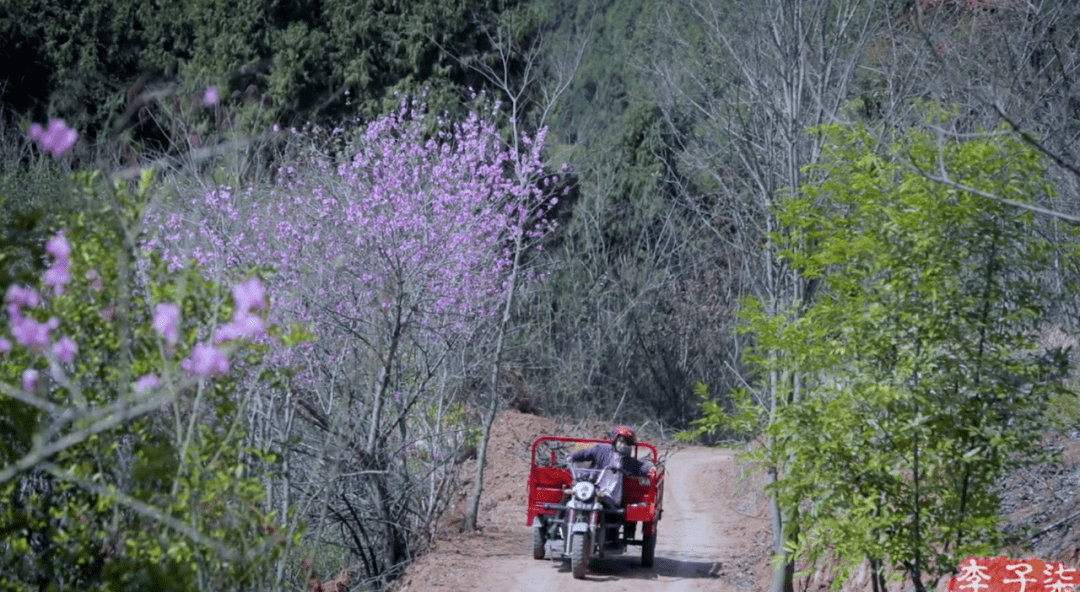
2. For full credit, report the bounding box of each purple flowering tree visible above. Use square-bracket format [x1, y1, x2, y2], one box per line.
[147, 98, 557, 582]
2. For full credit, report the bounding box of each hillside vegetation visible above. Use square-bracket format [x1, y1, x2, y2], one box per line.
[3, 0, 1080, 591]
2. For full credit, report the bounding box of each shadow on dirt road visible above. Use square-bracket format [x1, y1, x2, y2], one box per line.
[566, 555, 721, 580]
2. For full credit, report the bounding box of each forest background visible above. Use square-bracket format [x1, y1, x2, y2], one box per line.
[4, 0, 1080, 591]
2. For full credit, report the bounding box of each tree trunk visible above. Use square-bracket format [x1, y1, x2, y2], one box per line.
[767, 466, 793, 592]
[465, 233, 523, 531]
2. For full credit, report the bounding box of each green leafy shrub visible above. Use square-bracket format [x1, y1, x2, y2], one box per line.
[734, 111, 1078, 589]
[0, 169, 296, 591]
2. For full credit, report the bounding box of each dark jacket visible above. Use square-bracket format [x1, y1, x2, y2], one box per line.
[569, 442, 655, 475]
[568, 443, 655, 505]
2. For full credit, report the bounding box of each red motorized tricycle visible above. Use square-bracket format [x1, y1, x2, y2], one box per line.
[525, 436, 665, 579]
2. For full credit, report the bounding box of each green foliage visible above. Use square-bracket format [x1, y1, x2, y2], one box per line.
[537, 0, 673, 147]
[1047, 388, 1080, 428]
[436, 402, 482, 449]
[0, 171, 293, 591]
[742, 113, 1075, 588]
[0, 161, 75, 289]
[0, 0, 535, 145]
[0, 0, 142, 138]
[678, 382, 764, 443]
[599, 102, 685, 258]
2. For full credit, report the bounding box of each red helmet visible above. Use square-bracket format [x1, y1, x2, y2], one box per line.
[612, 425, 635, 446]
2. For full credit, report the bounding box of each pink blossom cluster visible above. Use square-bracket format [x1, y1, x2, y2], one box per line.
[3, 286, 59, 352]
[2, 235, 78, 366]
[2, 227, 270, 395]
[2, 240, 78, 390]
[212, 277, 266, 342]
[27, 119, 78, 158]
[156, 276, 268, 380]
[43, 233, 72, 295]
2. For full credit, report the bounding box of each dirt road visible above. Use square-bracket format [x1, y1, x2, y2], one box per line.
[395, 444, 772, 592]
[387, 410, 1080, 592]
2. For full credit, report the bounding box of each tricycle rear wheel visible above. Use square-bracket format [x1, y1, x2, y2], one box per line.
[571, 531, 590, 579]
[532, 523, 546, 560]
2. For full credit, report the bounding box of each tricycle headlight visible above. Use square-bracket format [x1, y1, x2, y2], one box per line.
[572, 481, 595, 502]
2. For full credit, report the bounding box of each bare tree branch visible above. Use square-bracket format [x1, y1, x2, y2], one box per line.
[905, 156, 1080, 225]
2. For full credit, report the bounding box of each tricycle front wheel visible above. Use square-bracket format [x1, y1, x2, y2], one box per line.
[641, 529, 656, 568]
[571, 531, 590, 579]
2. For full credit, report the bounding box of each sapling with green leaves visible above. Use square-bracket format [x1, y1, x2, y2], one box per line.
[697, 114, 1075, 591]
[775, 120, 1072, 590]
